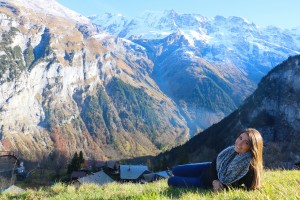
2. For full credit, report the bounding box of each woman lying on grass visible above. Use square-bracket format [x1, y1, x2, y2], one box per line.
[168, 128, 263, 191]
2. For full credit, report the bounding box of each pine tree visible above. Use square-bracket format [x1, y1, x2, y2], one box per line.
[67, 152, 80, 174]
[73, 152, 80, 170]
[79, 151, 84, 167]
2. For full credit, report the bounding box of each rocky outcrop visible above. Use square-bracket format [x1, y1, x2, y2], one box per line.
[0, 0, 188, 161]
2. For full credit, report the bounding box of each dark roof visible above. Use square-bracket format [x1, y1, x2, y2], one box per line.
[71, 171, 86, 179]
[107, 161, 118, 169]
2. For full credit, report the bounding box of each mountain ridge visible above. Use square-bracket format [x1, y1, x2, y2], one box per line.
[91, 10, 300, 134]
[1, 1, 300, 163]
[153, 55, 300, 168]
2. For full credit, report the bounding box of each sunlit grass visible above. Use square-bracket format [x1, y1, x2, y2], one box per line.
[1, 170, 299, 200]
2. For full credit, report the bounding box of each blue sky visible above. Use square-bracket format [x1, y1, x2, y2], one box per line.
[57, 0, 300, 29]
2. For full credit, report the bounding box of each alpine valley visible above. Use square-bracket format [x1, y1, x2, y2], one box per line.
[91, 11, 300, 134]
[0, 0, 299, 162]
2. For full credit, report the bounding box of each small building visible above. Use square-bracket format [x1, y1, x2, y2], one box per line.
[2, 185, 25, 195]
[143, 170, 172, 182]
[107, 160, 119, 170]
[74, 170, 114, 187]
[120, 165, 150, 182]
[71, 171, 86, 181]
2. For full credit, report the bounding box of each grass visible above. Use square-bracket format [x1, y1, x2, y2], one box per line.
[1, 170, 299, 199]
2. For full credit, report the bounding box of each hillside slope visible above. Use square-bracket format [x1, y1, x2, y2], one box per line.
[154, 55, 300, 168]
[0, 0, 188, 161]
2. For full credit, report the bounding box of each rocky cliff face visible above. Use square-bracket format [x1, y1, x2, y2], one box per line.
[0, 0, 188, 161]
[154, 55, 300, 168]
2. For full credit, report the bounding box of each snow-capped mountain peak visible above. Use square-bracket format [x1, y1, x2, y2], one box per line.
[3, 0, 90, 24]
[90, 10, 209, 40]
[90, 10, 300, 61]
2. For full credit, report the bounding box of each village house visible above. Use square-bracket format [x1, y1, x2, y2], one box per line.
[73, 170, 114, 187]
[120, 165, 151, 182]
[107, 161, 119, 170]
[1, 185, 25, 195]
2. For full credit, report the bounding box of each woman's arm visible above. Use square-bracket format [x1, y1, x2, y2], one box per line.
[202, 159, 218, 188]
[240, 167, 254, 190]
[228, 167, 254, 190]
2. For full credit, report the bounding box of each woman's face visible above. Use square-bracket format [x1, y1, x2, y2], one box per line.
[234, 132, 251, 154]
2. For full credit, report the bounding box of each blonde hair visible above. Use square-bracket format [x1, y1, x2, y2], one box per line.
[240, 128, 263, 190]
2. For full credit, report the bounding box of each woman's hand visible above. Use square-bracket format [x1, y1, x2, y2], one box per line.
[212, 180, 224, 192]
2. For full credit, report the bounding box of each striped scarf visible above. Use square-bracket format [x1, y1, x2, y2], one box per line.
[216, 145, 252, 184]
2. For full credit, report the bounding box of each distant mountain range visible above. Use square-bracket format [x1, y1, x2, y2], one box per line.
[90, 11, 300, 134]
[0, 0, 299, 162]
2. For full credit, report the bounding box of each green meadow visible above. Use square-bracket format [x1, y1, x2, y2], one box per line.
[1, 170, 299, 200]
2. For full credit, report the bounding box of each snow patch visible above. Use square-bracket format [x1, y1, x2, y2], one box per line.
[3, 0, 90, 24]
